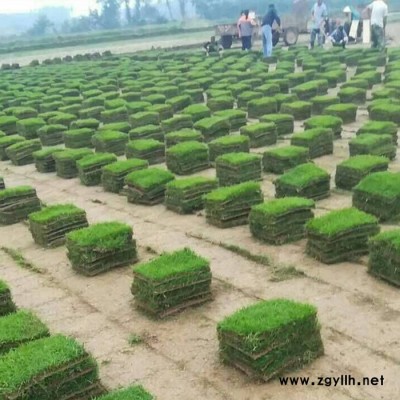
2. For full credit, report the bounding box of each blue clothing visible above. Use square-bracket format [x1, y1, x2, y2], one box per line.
[262, 9, 281, 27]
[262, 24, 273, 58]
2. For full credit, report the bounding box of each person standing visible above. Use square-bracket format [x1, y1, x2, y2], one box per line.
[310, 0, 328, 49]
[261, 4, 281, 59]
[237, 10, 255, 50]
[365, 0, 388, 50]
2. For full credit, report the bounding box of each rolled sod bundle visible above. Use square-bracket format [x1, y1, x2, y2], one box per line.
[0, 310, 49, 354]
[70, 118, 100, 130]
[306, 207, 379, 264]
[280, 101, 312, 120]
[66, 222, 137, 276]
[349, 134, 396, 160]
[0, 186, 41, 225]
[147, 104, 174, 120]
[323, 103, 357, 124]
[214, 109, 247, 131]
[37, 124, 67, 146]
[310, 95, 339, 115]
[125, 168, 175, 205]
[357, 121, 398, 144]
[102, 159, 148, 193]
[217, 299, 324, 381]
[260, 114, 294, 136]
[165, 129, 204, 147]
[274, 163, 330, 200]
[6, 139, 42, 166]
[338, 87, 367, 105]
[53, 148, 93, 179]
[165, 177, 218, 214]
[0, 116, 18, 135]
[216, 152, 261, 186]
[0, 135, 26, 161]
[16, 118, 45, 139]
[353, 172, 400, 221]
[369, 230, 400, 286]
[77, 153, 117, 186]
[0, 280, 16, 316]
[92, 131, 129, 156]
[291, 128, 333, 159]
[33, 147, 63, 173]
[369, 104, 400, 125]
[263, 146, 309, 174]
[162, 115, 193, 133]
[63, 128, 95, 148]
[132, 248, 212, 318]
[304, 115, 343, 139]
[335, 155, 389, 190]
[204, 181, 263, 228]
[193, 116, 230, 142]
[249, 197, 315, 244]
[166, 141, 209, 175]
[129, 125, 163, 142]
[247, 98, 278, 119]
[209, 135, 250, 162]
[129, 112, 160, 130]
[29, 204, 88, 247]
[126, 139, 165, 165]
[240, 122, 277, 148]
[0, 335, 103, 400]
[182, 104, 211, 123]
[95, 385, 154, 400]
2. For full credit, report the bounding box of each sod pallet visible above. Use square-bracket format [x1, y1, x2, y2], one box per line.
[0, 135, 25, 161]
[240, 122, 277, 148]
[280, 101, 312, 120]
[193, 117, 230, 142]
[247, 98, 278, 119]
[165, 177, 218, 214]
[125, 168, 175, 205]
[132, 248, 212, 318]
[353, 172, 400, 221]
[304, 115, 343, 139]
[214, 109, 247, 131]
[162, 115, 193, 133]
[66, 222, 137, 276]
[165, 129, 204, 147]
[53, 148, 93, 179]
[335, 155, 389, 190]
[5, 139, 42, 166]
[291, 128, 333, 158]
[0, 186, 41, 225]
[29, 204, 88, 247]
[37, 124, 67, 146]
[263, 146, 309, 174]
[129, 125, 163, 142]
[126, 139, 165, 165]
[323, 103, 357, 124]
[209, 135, 250, 162]
[0, 310, 49, 354]
[77, 153, 118, 186]
[0, 335, 103, 399]
[33, 147, 64, 173]
[357, 121, 398, 144]
[0, 280, 16, 317]
[102, 159, 149, 193]
[217, 299, 323, 381]
[63, 128, 95, 149]
[369, 230, 400, 286]
[92, 131, 129, 156]
[306, 207, 379, 264]
[259, 114, 294, 136]
[274, 163, 330, 200]
[204, 181, 263, 228]
[250, 197, 315, 244]
[166, 141, 209, 175]
[94, 386, 154, 400]
[16, 118, 45, 139]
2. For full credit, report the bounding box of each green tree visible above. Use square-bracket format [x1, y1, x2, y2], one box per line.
[28, 14, 54, 36]
[97, 0, 121, 29]
[123, 0, 133, 25]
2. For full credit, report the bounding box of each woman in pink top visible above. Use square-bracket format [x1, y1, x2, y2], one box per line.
[238, 10, 255, 50]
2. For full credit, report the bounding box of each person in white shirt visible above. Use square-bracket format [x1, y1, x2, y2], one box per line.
[310, 0, 328, 49]
[365, 0, 388, 50]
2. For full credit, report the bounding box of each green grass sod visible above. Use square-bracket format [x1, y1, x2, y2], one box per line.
[0, 116, 18, 135]
[37, 124, 67, 146]
[213, 109, 247, 131]
[291, 128, 333, 158]
[207, 96, 234, 112]
[129, 125, 163, 142]
[323, 103, 358, 124]
[263, 146, 309, 174]
[77, 153, 118, 186]
[237, 91, 259, 109]
[182, 104, 211, 123]
[247, 98, 278, 119]
[273, 93, 299, 111]
[165, 129, 204, 147]
[357, 121, 398, 144]
[209, 135, 250, 162]
[70, 118, 100, 130]
[92, 131, 129, 156]
[303, 115, 343, 138]
[310, 95, 339, 115]
[349, 134, 396, 160]
[259, 114, 294, 136]
[291, 81, 320, 100]
[193, 116, 230, 142]
[166, 141, 209, 175]
[100, 106, 128, 124]
[63, 128, 95, 149]
[338, 87, 367, 105]
[99, 122, 131, 134]
[369, 103, 400, 125]
[0, 279, 16, 317]
[240, 122, 277, 148]
[126, 139, 165, 165]
[161, 115, 193, 134]
[53, 148, 93, 179]
[79, 106, 105, 120]
[48, 113, 76, 127]
[33, 147, 64, 173]
[280, 101, 312, 120]
[5, 139, 42, 166]
[16, 118, 46, 139]
[129, 112, 160, 130]
[94, 385, 154, 400]
[146, 104, 174, 120]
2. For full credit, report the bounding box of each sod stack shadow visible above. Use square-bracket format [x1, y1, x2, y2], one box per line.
[249, 197, 315, 245]
[259, 114, 294, 136]
[349, 134, 396, 160]
[240, 122, 277, 148]
[29, 204, 88, 248]
[166, 141, 209, 175]
[63, 128, 95, 149]
[304, 115, 343, 139]
[217, 299, 324, 381]
[357, 121, 398, 144]
[193, 116, 230, 142]
[306, 207, 379, 264]
[66, 221, 137, 276]
[204, 181, 263, 228]
[0, 280, 16, 316]
[263, 146, 309, 174]
[77, 153, 118, 186]
[132, 248, 212, 318]
[37, 124, 67, 146]
[92, 131, 129, 156]
[209, 135, 250, 163]
[0, 335, 104, 399]
[95, 385, 154, 400]
[214, 109, 247, 131]
[33, 147, 64, 173]
[291, 128, 334, 159]
[0, 186, 41, 225]
[5, 139, 42, 166]
[53, 148, 93, 179]
[102, 158, 149, 194]
[126, 139, 165, 165]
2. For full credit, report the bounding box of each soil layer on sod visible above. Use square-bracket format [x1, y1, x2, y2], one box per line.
[0, 280, 16, 317]
[263, 146, 309, 174]
[240, 123, 277, 148]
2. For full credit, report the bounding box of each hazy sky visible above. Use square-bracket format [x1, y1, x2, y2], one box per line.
[0, 0, 98, 16]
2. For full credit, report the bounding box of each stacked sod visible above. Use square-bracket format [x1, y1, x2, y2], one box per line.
[214, 109, 247, 131]
[77, 153, 117, 186]
[33, 147, 63, 173]
[204, 181, 263, 228]
[193, 117, 230, 142]
[162, 115, 193, 133]
[37, 124, 67, 146]
[263, 146, 309, 174]
[182, 104, 211, 123]
[0, 280, 16, 316]
[129, 125, 163, 142]
[125, 168, 175, 205]
[126, 139, 165, 165]
[209, 135, 250, 162]
[94, 385, 154, 400]
[207, 96, 234, 112]
[129, 112, 159, 129]
[369, 104, 400, 125]
[0, 116, 18, 135]
[280, 101, 312, 120]
[66, 222, 137, 276]
[165, 129, 204, 147]
[216, 153, 261, 186]
[102, 159, 148, 193]
[166, 141, 209, 175]
[53, 148, 93, 179]
[92, 131, 129, 155]
[217, 299, 324, 381]
[291, 128, 333, 158]
[357, 121, 398, 144]
[349, 134, 396, 160]
[249, 197, 315, 244]
[63, 128, 95, 148]
[240, 123, 277, 148]
[16, 118, 45, 139]
[369, 230, 400, 286]
[70, 118, 100, 130]
[306, 207, 379, 264]
[0, 310, 49, 354]
[0, 335, 103, 399]
[247, 98, 278, 119]
[5, 139, 42, 166]
[274, 163, 330, 200]
[99, 122, 131, 134]
[29, 204, 88, 247]
[0, 135, 25, 161]
[323, 103, 357, 124]
[353, 172, 400, 221]
[132, 248, 212, 318]
[304, 115, 343, 139]
[165, 177, 218, 214]
[338, 87, 367, 104]
[259, 114, 294, 136]
[335, 155, 389, 190]
[0, 186, 41, 225]
[310, 95, 339, 115]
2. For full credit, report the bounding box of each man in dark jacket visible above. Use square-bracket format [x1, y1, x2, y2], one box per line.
[261, 4, 281, 58]
[329, 24, 349, 48]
